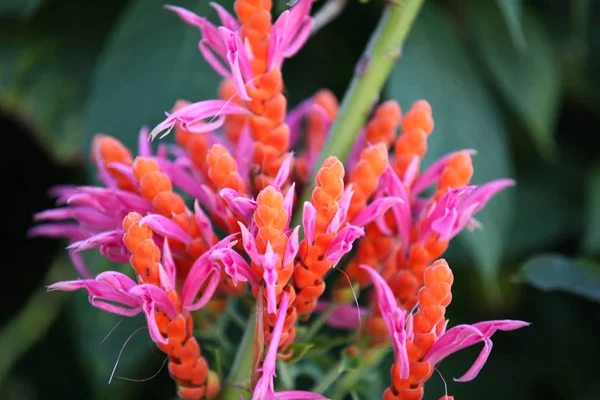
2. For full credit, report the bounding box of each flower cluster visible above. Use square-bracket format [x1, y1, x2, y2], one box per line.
[32, 1, 528, 399]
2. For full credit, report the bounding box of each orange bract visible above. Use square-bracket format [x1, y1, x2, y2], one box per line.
[366, 100, 402, 148]
[434, 150, 473, 201]
[393, 100, 433, 179]
[346, 142, 389, 221]
[252, 186, 297, 353]
[207, 144, 247, 195]
[387, 260, 453, 400]
[92, 135, 135, 191]
[294, 157, 344, 316]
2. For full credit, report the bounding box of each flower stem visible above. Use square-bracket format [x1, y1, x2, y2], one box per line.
[301, 302, 336, 342]
[331, 346, 390, 400]
[294, 0, 424, 225]
[220, 312, 255, 400]
[310, 357, 346, 394]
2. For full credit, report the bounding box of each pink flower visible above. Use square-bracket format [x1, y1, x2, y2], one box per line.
[360, 265, 529, 383]
[251, 291, 328, 400]
[48, 236, 246, 344]
[168, 0, 315, 99]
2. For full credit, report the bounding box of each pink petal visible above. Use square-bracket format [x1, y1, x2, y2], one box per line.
[273, 154, 293, 190]
[283, 183, 296, 226]
[238, 222, 261, 264]
[324, 225, 364, 267]
[150, 100, 248, 140]
[181, 253, 220, 311]
[286, 98, 311, 149]
[67, 230, 123, 251]
[423, 320, 530, 382]
[260, 242, 280, 314]
[235, 123, 253, 179]
[160, 239, 176, 291]
[412, 149, 476, 196]
[219, 27, 253, 101]
[209, 2, 239, 31]
[252, 292, 290, 400]
[194, 200, 215, 245]
[68, 249, 93, 279]
[220, 189, 257, 223]
[302, 202, 317, 245]
[213, 247, 258, 287]
[283, 226, 300, 266]
[138, 126, 151, 157]
[139, 214, 193, 244]
[351, 197, 402, 228]
[452, 179, 515, 236]
[359, 265, 409, 379]
[314, 302, 366, 330]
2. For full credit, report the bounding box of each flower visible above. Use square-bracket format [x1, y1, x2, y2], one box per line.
[251, 291, 328, 400]
[361, 263, 529, 397]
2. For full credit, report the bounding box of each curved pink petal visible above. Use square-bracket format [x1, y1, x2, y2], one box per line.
[260, 242, 280, 314]
[252, 292, 290, 400]
[209, 2, 239, 31]
[302, 202, 317, 245]
[220, 189, 257, 222]
[412, 150, 476, 196]
[423, 320, 530, 382]
[351, 197, 402, 228]
[139, 214, 194, 244]
[283, 226, 300, 266]
[324, 225, 364, 267]
[359, 265, 409, 379]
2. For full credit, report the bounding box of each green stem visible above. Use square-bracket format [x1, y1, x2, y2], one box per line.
[220, 313, 255, 400]
[293, 0, 425, 226]
[301, 302, 336, 342]
[331, 347, 390, 400]
[310, 357, 345, 394]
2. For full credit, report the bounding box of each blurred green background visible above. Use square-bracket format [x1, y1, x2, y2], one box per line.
[1, 0, 599, 399]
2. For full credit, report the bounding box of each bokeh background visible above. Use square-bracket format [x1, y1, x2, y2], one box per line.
[1, 0, 599, 399]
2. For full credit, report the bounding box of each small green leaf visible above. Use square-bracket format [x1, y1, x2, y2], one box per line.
[518, 254, 600, 302]
[496, 0, 527, 51]
[285, 342, 315, 364]
[84, 0, 228, 156]
[388, 4, 515, 291]
[339, 349, 360, 372]
[583, 168, 600, 256]
[468, 1, 561, 157]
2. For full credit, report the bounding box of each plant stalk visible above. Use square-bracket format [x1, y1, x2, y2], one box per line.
[294, 0, 425, 225]
[220, 313, 256, 400]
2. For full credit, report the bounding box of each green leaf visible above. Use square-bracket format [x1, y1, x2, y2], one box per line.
[0, 0, 126, 163]
[69, 255, 159, 400]
[583, 168, 600, 256]
[339, 349, 360, 372]
[84, 0, 227, 155]
[388, 4, 514, 289]
[0, 0, 45, 18]
[468, 1, 561, 157]
[285, 342, 315, 364]
[496, 0, 527, 51]
[518, 254, 600, 302]
[507, 153, 585, 258]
